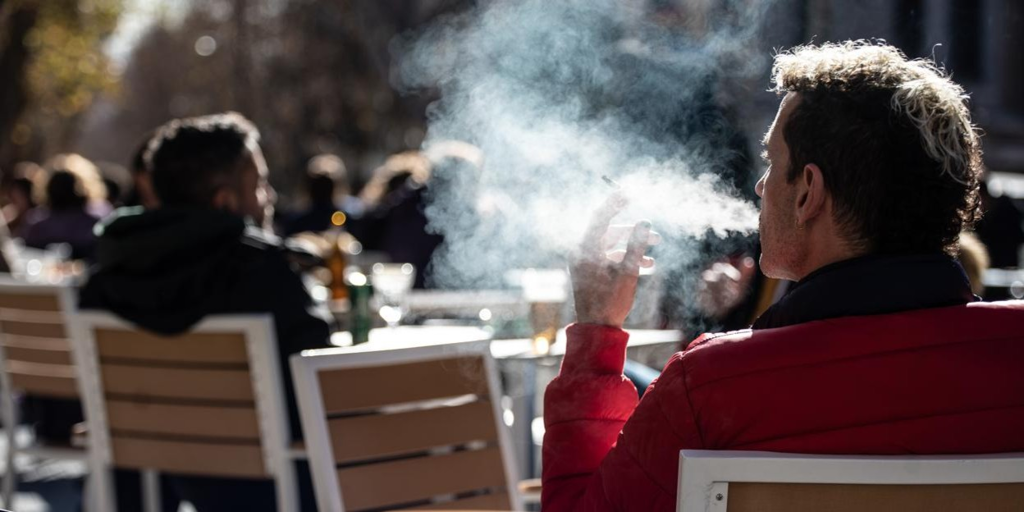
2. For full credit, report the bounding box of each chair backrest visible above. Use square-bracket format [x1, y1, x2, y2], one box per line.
[291, 341, 521, 512]
[678, 450, 1024, 512]
[70, 311, 292, 481]
[0, 278, 78, 400]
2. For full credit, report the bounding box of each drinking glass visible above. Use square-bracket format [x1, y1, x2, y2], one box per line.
[518, 268, 569, 355]
[370, 263, 416, 328]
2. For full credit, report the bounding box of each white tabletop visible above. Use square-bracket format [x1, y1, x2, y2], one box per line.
[330, 325, 493, 350]
[331, 325, 683, 359]
[490, 328, 684, 359]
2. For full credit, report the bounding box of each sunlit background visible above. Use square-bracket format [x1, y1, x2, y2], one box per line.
[2, 0, 1022, 210]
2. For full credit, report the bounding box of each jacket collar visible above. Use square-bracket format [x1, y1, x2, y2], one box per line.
[752, 253, 977, 330]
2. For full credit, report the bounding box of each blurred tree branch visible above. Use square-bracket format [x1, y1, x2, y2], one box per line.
[0, 0, 39, 164]
[0, 0, 123, 168]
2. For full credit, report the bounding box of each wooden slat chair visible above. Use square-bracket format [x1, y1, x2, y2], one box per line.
[70, 312, 301, 512]
[677, 450, 1024, 512]
[291, 341, 522, 512]
[0, 278, 85, 507]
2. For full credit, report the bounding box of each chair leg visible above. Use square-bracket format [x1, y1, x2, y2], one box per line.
[1, 394, 19, 507]
[89, 460, 116, 512]
[1, 428, 14, 508]
[275, 461, 298, 512]
[142, 468, 162, 512]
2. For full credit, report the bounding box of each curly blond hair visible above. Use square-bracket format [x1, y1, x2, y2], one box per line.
[769, 40, 982, 255]
[772, 41, 980, 186]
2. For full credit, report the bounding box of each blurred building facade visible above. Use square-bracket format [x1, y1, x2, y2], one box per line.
[754, 0, 1024, 174]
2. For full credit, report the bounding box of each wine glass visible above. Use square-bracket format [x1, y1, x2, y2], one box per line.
[370, 263, 416, 328]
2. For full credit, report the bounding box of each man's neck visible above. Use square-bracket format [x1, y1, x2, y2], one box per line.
[793, 230, 867, 282]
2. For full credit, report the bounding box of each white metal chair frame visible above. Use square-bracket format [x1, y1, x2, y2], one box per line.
[677, 450, 1024, 512]
[70, 312, 300, 512]
[291, 340, 524, 512]
[0, 277, 87, 508]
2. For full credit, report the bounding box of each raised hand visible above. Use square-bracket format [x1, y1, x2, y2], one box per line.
[570, 192, 657, 328]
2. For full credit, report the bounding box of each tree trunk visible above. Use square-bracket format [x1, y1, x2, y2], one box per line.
[0, 3, 38, 166]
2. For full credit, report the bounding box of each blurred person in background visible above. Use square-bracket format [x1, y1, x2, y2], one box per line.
[79, 111, 328, 511]
[280, 154, 364, 237]
[976, 175, 1024, 269]
[350, 150, 441, 288]
[122, 132, 161, 209]
[958, 231, 990, 297]
[21, 154, 108, 260]
[0, 167, 13, 273]
[2, 162, 42, 237]
[0, 214, 10, 273]
[96, 161, 132, 209]
[351, 143, 506, 289]
[544, 41, 1024, 511]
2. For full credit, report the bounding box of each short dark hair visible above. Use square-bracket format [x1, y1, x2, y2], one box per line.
[772, 41, 982, 256]
[146, 112, 259, 207]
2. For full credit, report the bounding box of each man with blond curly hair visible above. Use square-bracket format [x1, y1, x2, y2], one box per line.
[543, 41, 1024, 511]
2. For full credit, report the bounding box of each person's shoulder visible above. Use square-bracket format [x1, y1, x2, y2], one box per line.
[686, 328, 753, 351]
[238, 225, 286, 253]
[234, 226, 301, 278]
[238, 226, 322, 268]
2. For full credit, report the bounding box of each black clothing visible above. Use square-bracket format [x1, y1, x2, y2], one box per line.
[976, 194, 1024, 269]
[348, 182, 443, 289]
[753, 254, 976, 330]
[79, 206, 331, 512]
[80, 206, 332, 436]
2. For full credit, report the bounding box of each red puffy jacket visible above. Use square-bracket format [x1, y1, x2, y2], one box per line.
[542, 301, 1024, 511]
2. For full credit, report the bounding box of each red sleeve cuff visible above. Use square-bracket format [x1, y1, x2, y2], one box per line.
[560, 323, 630, 375]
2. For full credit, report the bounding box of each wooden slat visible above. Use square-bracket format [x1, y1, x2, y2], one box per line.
[1, 334, 69, 351]
[95, 328, 249, 365]
[337, 447, 507, 511]
[727, 482, 1024, 512]
[405, 491, 512, 510]
[0, 293, 61, 311]
[7, 360, 75, 379]
[319, 356, 488, 414]
[0, 309, 64, 323]
[8, 360, 78, 398]
[0, 319, 66, 338]
[102, 364, 254, 402]
[107, 400, 260, 440]
[2, 345, 73, 365]
[9, 373, 78, 398]
[111, 436, 266, 478]
[330, 401, 498, 463]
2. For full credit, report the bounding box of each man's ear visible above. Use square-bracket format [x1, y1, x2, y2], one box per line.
[211, 187, 239, 213]
[795, 163, 827, 226]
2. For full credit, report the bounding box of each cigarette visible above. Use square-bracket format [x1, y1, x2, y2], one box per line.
[601, 175, 621, 189]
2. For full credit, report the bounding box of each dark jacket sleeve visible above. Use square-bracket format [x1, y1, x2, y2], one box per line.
[542, 324, 706, 511]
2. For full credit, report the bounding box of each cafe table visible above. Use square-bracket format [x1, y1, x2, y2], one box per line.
[329, 324, 685, 481]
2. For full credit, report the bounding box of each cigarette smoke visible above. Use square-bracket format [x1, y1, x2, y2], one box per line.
[395, 0, 776, 326]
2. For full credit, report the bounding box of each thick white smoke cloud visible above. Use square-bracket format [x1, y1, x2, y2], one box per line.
[395, 0, 773, 310]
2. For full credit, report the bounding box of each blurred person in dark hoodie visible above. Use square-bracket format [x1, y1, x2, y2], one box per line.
[79, 112, 329, 511]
